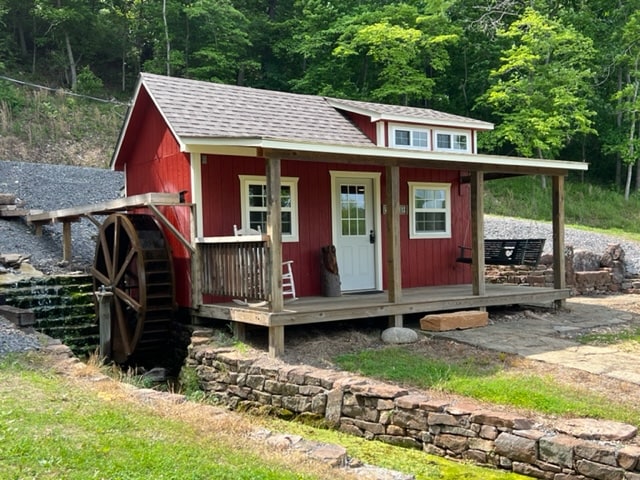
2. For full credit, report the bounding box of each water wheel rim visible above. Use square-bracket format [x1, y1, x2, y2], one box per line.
[92, 214, 150, 362]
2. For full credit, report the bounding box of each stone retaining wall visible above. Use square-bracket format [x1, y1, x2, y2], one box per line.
[187, 333, 640, 480]
[486, 245, 640, 296]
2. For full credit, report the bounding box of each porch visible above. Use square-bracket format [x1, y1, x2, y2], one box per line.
[193, 283, 570, 355]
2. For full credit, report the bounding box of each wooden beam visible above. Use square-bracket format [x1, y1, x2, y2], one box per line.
[26, 192, 184, 225]
[262, 148, 573, 177]
[470, 171, 485, 296]
[148, 204, 196, 254]
[62, 222, 72, 263]
[552, 175, 566, 308]
[266, 156, 283, 312]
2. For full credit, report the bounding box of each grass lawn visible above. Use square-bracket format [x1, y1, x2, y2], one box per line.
[0, 351, 528, 480]
[335, 346, 640, 427]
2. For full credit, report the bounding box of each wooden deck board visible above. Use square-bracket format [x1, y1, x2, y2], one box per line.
[195, 284, 569, 327]
[26, 192, 184, 225]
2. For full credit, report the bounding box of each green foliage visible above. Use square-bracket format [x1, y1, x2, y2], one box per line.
[74, 66, 104, 96]
[477, 7, 596, 159]
[335, 347, 640, 426]
[0, 80, 25, 112]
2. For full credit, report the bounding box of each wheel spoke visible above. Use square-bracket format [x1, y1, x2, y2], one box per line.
[113, 247, 137, 287]
[97, 227, 113, 280]
[113, 286, 142, 312]
[113, 296, 133, 357]
[90, 268, 111, 291]
[111, 216, 121, 281]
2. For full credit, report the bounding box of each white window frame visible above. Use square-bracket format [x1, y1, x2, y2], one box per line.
[239, 175, 299, 242]
[408, 182, 451, 239]
[434, 129, 471, 153]
[389, 123, 430, 150]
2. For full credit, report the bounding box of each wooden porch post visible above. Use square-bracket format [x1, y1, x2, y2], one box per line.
[386, 165, 403, 327]
[470, 171, 485, 296]
[266, 155, 284, 357]
[552, 175, 566, 309]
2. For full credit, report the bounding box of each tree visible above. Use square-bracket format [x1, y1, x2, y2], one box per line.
[477, 7, 596, 187]
[609, 10, 640, 200]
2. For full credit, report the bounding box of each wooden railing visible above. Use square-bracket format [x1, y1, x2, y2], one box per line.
[197, 236, 269, 301]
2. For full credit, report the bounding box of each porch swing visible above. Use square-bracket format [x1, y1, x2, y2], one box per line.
[455, 221, 546, 267]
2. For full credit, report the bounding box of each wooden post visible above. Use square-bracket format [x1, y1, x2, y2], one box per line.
[62, 221, 72, 263]
[266, 155, 283, 312]
[268, 325, 284, 358]
[552, 175, 566, 309]
[232, 322, 246, 342]
[470, 171, 485, 296]
[386, 165, 403, 327]
[266, 155, 284, 357]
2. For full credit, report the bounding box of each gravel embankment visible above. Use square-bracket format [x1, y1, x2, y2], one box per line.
[1, 159, 639, 354]
[0, 160, 124, 273]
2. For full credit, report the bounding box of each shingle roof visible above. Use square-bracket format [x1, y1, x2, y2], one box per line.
[139, 73, 492, 147]
[326, 97, 493, 129]
[140, 73, 373, 147]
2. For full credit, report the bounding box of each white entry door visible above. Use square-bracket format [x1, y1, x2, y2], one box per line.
[332, 174, 379, 291]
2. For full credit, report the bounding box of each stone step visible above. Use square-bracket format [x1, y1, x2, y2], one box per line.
[0, 304, 36, 327]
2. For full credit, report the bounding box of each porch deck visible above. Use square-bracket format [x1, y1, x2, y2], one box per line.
[195, 283, 569, 328]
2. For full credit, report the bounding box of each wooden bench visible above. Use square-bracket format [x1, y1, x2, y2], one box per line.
[456, 239, 546, 266]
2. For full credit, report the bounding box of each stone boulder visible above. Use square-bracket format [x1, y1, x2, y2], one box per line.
[600, 244, 625, 267]
[573, 249, 601, 272]
[381, 327, 419, 344]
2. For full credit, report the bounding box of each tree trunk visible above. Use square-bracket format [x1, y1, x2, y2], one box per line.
[65, 32, 77, 90]
[163, 0, 171, 75]
[537, 148, 547, 189]
[625, 162, 633, 201]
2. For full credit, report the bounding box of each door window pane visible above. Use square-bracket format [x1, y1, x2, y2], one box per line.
[341, 184, 366, 236]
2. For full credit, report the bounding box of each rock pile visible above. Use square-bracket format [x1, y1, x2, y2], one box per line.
[486, 243, 640, 295]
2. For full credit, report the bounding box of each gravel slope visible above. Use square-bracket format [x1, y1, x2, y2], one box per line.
[0, 160, 123, 273]
[0, 159, 639, 275]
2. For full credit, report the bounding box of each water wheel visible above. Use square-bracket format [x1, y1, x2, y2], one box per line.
[91, 213, 175, 364]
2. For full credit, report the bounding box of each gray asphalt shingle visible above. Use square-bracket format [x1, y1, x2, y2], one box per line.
[140, 73, 491, 147]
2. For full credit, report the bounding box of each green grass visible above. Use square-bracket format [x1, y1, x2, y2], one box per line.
[485, 175, 640, 239]
[579, 326, 640, 347]
[0, 352, 528, 480]
[335, 347, 640, 426]
[0, 354, 329, 480]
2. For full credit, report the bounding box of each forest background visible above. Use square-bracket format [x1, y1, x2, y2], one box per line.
[1, 0, 640, 199]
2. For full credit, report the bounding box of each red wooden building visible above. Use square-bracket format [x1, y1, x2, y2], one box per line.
[110, 73, 587, 356]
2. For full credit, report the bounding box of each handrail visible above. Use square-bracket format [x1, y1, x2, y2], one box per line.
[198, 239, 268, 300]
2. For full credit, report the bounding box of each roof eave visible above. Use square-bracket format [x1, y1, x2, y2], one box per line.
[325, 98, 494, 131]
[181, 137, 588, 173]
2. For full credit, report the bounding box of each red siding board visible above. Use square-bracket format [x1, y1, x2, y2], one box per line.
[118, 99, 473, 306]
[199, 157, 471, 299]
[343, 111, 377, 143]
[121, 104, 193, 308]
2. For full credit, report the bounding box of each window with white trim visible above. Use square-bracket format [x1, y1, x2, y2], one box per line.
[390, 124, 429, 150]
[408, 182, 451, 239]
[435, 131, 470, 153]
[239, 175, 299, 242]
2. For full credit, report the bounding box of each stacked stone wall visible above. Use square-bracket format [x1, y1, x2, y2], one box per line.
[187, 335, 640, 480]
[485, 244, 640, 295]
